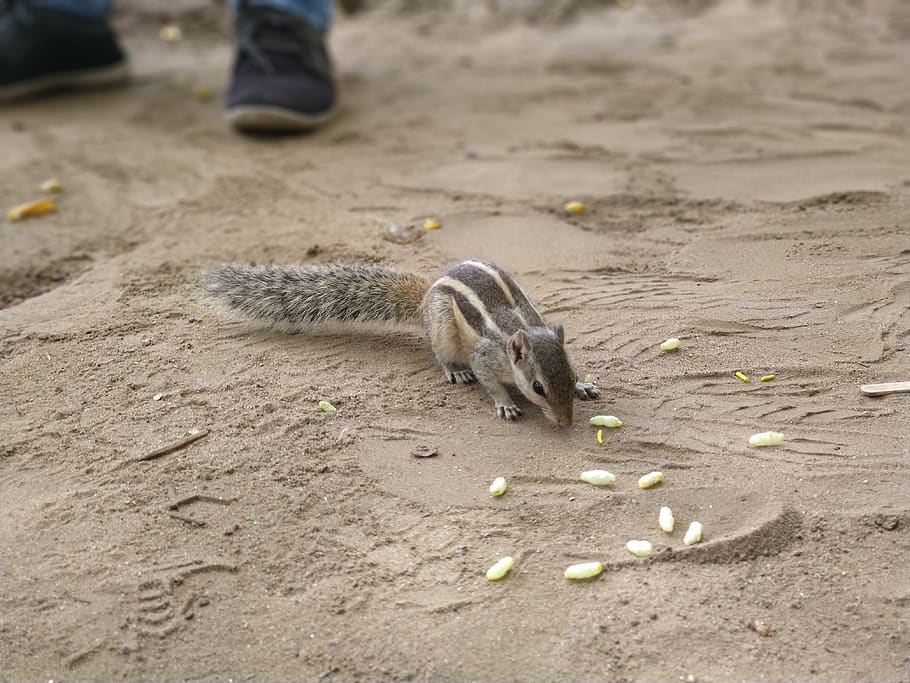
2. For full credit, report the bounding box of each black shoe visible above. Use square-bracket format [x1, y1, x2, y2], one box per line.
[0, 1, 128, 102]
[226, 2, 336, 133]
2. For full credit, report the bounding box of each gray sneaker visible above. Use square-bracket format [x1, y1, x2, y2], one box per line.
[0, 0, 128, 102]
[226, 2, 336, 133]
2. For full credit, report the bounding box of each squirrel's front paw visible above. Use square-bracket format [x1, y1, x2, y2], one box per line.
[575, 381, 601, 400]
[496, 404, 523, 421]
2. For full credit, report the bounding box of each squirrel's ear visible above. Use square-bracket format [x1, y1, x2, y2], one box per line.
[552, 322, 565, 345]
[508, 330, 530, 364]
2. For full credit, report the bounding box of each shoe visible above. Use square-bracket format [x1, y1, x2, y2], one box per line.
[0, 1, 128, 102]
[226, 2, 336, 133]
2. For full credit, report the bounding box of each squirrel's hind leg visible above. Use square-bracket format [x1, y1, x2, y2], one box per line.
[425, 290, 477, 385]
[428, 328, 475, 384]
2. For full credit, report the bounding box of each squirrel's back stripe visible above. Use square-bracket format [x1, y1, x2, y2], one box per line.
[431, 275, 503, 337]
[464, 260, 517, 307]
[431, 260, 545, 338]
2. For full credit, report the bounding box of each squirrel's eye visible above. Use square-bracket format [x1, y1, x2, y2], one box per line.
[532, 380, 546, 396]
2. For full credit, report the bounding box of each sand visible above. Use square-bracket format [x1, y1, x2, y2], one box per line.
[1, 1, 908, 681]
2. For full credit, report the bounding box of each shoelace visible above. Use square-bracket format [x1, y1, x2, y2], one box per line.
[235, 1, 327, 77]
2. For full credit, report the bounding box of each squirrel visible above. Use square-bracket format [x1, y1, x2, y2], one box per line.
[205, 259, 600, 426]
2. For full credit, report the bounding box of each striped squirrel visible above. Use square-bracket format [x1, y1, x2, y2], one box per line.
[205, 259, 600, 426]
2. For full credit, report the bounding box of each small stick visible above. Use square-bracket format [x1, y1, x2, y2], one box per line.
[860, 382, 910, 397]
[136, 429, 209, 462]
[167, 494, 235, 511]
[168, 512, 207, 528]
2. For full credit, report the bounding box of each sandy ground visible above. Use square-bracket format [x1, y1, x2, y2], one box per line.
[1, 1, 909, 681]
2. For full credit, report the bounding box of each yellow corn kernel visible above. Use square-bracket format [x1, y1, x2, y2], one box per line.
[760, 374, 776, 382]
[564, 561, 602, 580]
[489, 476, 508, 497]
[485, 556, 514, 581]
[40, 178, 62, 193]
[193, 86, 212, 102]
[658, 506, 675, 533]
[317, 400, 337, 413]
[660, 337, 680, 351]
[564, 200, 586, 215]
[748, 431, 784, 447]
[638, 471, 664, 489]
[596, 429, 603, 445]
[159, 24, 182, 42]
[735, 371, 750, 382]
[423, 217, 442, 230]
[683, 521, 704, 545]
[7, 198, 56, 222]
[625, 540, 653, 557]
[580, 470, 615, 486]
[589, 415, 622, 428]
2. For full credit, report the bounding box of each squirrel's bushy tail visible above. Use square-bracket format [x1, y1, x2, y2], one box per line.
[205, 264, 430, 329]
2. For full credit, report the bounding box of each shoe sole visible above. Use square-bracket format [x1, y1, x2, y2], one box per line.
[226, 104, 337, 133]
[0, 62, 130, 103]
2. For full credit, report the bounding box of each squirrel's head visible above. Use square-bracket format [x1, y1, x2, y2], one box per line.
[507, 324, 577, 427]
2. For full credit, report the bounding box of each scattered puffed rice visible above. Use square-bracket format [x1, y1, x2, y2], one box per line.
[423, 217, 441, 230]
[7, 198, 56, 222]
[40, 178, 62, 193]
[152, 393, 163, 401]
[596, 429, 603, 445]
[659, 506, 675, 533]
[683, 521, 704, 545]
[485, 556, 514, 581]
[564, 200, 586, 215]
[159, 24, 182, 42]
[626, 540, 653, 557]
[735, 371, 750, 382]
[660, 337, 680, 351]
[580, 470, 615, 486]
[760, 374, 776, 382]
[489, 476, 508, 497]
[748, 431, 784, 447]
[318, 400, 337, 413]
[638, 471, 664, 489]
[564, 561, 603, 580]
[589, 415, 622, 428]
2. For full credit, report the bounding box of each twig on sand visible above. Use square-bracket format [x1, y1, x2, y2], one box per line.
[135, 429, 209, 462]
[860, 381, 910, 397]
[167, 494, 235, 510]
[168, 512, 207, 528]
